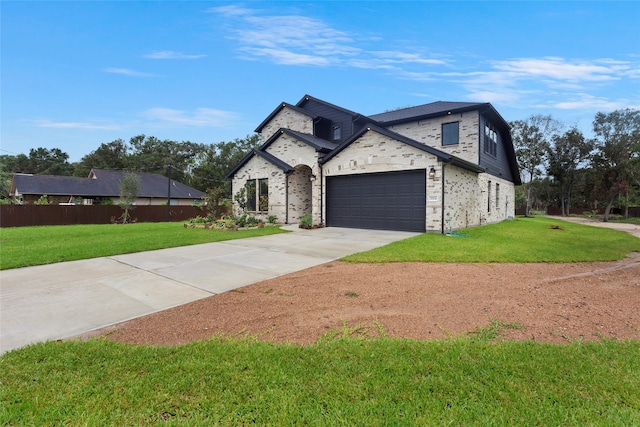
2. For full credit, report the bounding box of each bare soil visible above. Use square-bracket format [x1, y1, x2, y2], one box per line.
[103, 253, 640, 346]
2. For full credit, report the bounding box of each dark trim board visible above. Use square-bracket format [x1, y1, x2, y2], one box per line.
[326, 170, 426, 232]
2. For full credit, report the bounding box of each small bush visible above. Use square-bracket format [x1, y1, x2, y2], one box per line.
[267, 214, 278, 225]
[236, 214, 247, 228]
[246, 216, 260, 227]
[299, 213, 313, 228]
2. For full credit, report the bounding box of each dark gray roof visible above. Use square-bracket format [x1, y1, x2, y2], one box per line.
[369, 101, 487, 124]
[280, 129, 339, 152]
[12, 169, 205, 199]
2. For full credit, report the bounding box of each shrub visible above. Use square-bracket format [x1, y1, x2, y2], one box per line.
[267, 214, 278, 225]
[236, 214, 247, 228]
[246, 216, 259, 227]
[299, 213, 313, 228]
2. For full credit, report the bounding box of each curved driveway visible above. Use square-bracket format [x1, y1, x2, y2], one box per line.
[1, 226, 418, 354]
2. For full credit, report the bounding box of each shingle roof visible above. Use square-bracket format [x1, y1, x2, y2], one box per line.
[12, 169, 205, 199]
[369, 101, 487, 124]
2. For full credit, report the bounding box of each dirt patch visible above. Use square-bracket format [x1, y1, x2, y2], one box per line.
[100, 253, 640, 346]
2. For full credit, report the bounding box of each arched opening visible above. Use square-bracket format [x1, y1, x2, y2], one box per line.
[287, 165, 313, 223]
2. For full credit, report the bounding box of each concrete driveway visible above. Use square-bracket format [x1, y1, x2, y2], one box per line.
[0, 226, 418, 353]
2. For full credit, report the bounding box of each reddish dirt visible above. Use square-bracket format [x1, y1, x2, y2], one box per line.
[103, 253, 640, 346]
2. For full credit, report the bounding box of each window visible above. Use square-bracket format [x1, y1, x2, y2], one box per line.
[442, 122, 459, 146]
[245, 178, 269, 212]
[246, 180, 257, 211]
[332, 124, 342, 141]
[258, 178, 269, 211]
[495, 183, 500, 209]
[487, 181, 492, 212]
[484, 123, 498, 156]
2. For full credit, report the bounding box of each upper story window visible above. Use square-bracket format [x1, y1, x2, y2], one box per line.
[442, 122, 459, 146]
[332, 124, 342, 141]
[484, 123, 498, 156]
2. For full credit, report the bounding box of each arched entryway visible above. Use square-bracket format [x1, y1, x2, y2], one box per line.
[287, 165, 313, 223]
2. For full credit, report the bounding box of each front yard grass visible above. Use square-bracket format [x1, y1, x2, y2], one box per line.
[2, 337, 638, 425]
[0, 223, 287, 270]
[343, 216, 640, 263]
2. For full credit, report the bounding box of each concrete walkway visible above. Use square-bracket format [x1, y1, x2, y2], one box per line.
[0, 226, 419, 354]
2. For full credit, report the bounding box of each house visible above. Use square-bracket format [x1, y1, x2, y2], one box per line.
[10, 168, 206, 206]
[228, 95, 521, 233]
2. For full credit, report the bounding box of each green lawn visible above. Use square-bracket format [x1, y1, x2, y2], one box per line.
[2, 337, 638, 425]
[2, 216, 639, 424]
[343, 216, 640, 263]
[0, 223, 287, 270]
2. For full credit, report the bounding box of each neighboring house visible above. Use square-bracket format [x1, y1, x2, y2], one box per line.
[10, 168, 205, 206]
[228, 94, 520, 233]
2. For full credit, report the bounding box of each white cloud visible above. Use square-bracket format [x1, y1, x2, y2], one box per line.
[552, 94, 640, 111]
[34, 120, 122, 130]
[142, 107, 240, 127]
[491, 57, 627, 82]
[143, 50, 207, 60]
[103, 67, 155, 77]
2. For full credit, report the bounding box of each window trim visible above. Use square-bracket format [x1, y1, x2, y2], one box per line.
[442, 122, 459, 146]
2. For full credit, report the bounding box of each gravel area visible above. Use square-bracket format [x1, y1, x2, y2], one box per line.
[102, 252, 640, 346]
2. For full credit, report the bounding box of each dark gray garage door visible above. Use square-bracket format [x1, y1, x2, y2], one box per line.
[326, 170, 426, 232]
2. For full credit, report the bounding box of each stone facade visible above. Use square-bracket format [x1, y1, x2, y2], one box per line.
[386, 110, 480, 164]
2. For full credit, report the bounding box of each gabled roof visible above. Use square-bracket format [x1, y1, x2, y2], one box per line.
[296, 94, 361, 117]
[369, 101, 488, 125]
[254, 102, 314, 133]
[12, 169, 205, 199]
[272, 128, 339, 152]
[319, 124, 486, 174]
[226, 148, 295, 178]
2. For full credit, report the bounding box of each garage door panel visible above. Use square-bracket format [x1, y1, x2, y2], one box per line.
[326, 170, 426, 232]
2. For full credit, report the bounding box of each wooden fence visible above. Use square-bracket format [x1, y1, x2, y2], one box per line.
[0, 205, 228, 228]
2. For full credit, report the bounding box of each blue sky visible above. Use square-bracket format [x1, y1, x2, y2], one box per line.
[2, 1, 639, 162]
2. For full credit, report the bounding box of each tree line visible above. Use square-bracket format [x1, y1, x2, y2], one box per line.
[511, 108, 639, 221]
[0, 134, 261, 205]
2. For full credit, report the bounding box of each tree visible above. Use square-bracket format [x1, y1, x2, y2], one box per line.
[190, 134, 261, 198]
[74, 139, 130, 177]
[118, 173, 140, 223]
[547, 128, 593, 216]
[591, 109, 640, 221]
[127, 135, 201, 184]
[510, 115, 563, 215]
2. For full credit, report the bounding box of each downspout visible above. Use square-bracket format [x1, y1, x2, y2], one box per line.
[320, 165, 324, 225]
[440, 162, 446, 234]
[285, 173, 289, 224]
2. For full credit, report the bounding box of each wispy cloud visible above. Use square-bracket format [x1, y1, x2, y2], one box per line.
[103, 67, 155, 77]
[34, 120, 122, 130]
[209, 5, 449, 70]
[491, 57, 628, 82]
[143, 50, 207, 60]
[142, 107, 240, 127]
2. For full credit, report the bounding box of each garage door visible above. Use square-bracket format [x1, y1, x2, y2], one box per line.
[326, 170, 426, 232]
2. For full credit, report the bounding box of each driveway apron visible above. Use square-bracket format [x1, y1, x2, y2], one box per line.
[1, 226, 418, 353]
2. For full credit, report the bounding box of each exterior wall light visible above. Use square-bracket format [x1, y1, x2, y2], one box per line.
[310, 174, 316, 181]
[428, 167, 437, 179]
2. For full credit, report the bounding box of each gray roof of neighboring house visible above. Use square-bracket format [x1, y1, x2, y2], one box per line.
[12, 169, 206, 199]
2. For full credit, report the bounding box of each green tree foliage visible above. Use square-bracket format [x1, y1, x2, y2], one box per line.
[547, 128, 593, 216]
[190, 134, 260, 198]
[510, 115, 563, 216]
[591, 109, 640, 220]
[74, 139, 130, 177]
[127, 135, 201, 184]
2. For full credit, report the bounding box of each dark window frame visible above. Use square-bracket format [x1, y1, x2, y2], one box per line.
[442, 122, 459, 146]
[484, 123, 498, 157]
